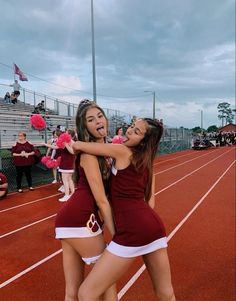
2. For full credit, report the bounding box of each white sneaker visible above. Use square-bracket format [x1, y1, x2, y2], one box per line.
[58, 185, 65, 192]
[52, 180, 57, 184]
[58, 195, 70, 202]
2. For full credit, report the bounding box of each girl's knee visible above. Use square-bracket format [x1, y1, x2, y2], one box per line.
[78, 284, 92, 301]
[65, 289, 78, 301]
[156, 287, 175, 301]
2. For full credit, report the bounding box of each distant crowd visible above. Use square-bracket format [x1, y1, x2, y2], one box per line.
[193, 131, 236, 147]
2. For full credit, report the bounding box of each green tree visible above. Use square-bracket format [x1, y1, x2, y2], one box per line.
[191, 126, 202, 133]
[109, 114, 127, 136]
[217, 102, 234, 126]
[207, 125, 218, 132]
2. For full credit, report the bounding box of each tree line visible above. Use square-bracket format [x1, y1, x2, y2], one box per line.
[191, 102, 235, 133]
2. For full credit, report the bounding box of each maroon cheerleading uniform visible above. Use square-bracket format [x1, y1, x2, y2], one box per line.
[55, 166, 103, 238]
[58, 147, 75, 173]
[106, 164, 167, 257]
[0, 173, 8, 199]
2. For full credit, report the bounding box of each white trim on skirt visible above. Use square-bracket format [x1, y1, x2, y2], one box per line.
[58, 169, 74, 173]
[55, 226, 103, 238]
[106, 237, 168, 258]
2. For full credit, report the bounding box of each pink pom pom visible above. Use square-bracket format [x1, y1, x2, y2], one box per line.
[41, 156, 50, 165]
[112, 136, 123, 144]
[56, 133, 72, 148]
[46, 159, 56, 169]
[30, 114, 46, 130]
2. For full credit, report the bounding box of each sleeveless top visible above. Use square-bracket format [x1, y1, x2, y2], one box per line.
[109, 164, 166, 247]
[55, 166, 103, 235]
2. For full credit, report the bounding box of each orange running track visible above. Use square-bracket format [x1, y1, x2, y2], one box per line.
[0, 146, 235, 301]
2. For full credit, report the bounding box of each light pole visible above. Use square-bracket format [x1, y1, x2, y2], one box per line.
[200, 110, 203, 131]
[91, 0, 97, 102]
[144, 91, 156, 119]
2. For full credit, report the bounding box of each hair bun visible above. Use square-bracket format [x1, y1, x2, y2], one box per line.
[78, 99, 95, 111]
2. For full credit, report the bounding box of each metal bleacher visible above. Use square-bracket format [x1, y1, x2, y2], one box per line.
[0, 100, 75, 148]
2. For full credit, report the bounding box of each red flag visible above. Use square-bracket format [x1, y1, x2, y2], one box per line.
[13, 63, 28, 81]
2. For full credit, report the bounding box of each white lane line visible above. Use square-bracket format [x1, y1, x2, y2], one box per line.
[0, 152, 218, 238]
[0, 149, 232, 239]
[8, 183, 58, 196]
[0, 150, 234, 289]
[0, 250, 62, 289]
[155, 148, 233, 195]
[0, 214, 57, 239]
[0, 193, 61, 213]
[118, 160, 235, 300]
[153, 150, 196, 165]
[154, 149, 219, 175]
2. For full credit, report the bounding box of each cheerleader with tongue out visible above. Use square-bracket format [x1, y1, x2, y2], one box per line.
[55, 100, 117, 301]
[73, 118, 176, 301]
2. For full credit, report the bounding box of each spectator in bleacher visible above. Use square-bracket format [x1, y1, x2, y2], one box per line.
[0, 172, 8, 200]
[10, 92, 17, 104]
[10, 80, 21, 99]
[12, 132, 35, 193]
[4, 92, 11, 104]
[57, 124, 66, 132]
[34, 100, 45, 113]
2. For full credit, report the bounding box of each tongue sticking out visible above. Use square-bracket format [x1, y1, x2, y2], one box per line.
[97, 127, 106, 136]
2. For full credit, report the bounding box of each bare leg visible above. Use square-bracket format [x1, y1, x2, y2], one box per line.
[62, 173, 70, 196]
[61, 240, 85, 301]
[79, 250, 134, 301]
[143, 248, 175, 301]
[52, 168, 57, 181]
[64, 236, 118, 301]
[100, 284, 118, 301]
[68, 173, 75, 194]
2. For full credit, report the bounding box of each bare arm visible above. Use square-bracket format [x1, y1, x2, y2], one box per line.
[81, 154, 115, 236]
[43, 142, 59, 150]
[13, 152, 24, 157]
[64, 141, 75, 155]
[147, 174, 156, 209]
[46, 140, 52, 156]
[73, 141, 131, 168]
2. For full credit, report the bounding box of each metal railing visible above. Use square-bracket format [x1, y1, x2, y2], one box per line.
[0, 83, 192, 191]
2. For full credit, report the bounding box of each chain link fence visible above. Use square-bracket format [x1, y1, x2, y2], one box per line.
[0, 127, 192, 193]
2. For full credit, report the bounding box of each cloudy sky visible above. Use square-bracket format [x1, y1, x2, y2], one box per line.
[0, 0, 235, 128]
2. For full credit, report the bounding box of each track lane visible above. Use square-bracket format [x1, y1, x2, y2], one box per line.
[0, 196, 62, 235]
[0, 148, 234, 284]
[0, 184, 61, 211]
[119, 160, 235, 300]
[0, 148, 229, 235]
[0, 146, 234, 300]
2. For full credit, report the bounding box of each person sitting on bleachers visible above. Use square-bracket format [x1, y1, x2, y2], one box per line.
[10, 92, 17, 104]
[4, 92, 11, 104]
[0, 172, 8, 200]
[34, 100, 45, 113]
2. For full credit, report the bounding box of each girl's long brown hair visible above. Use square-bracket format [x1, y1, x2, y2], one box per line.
[74, 100, 110, 189]
[131, 118, 163, 202]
